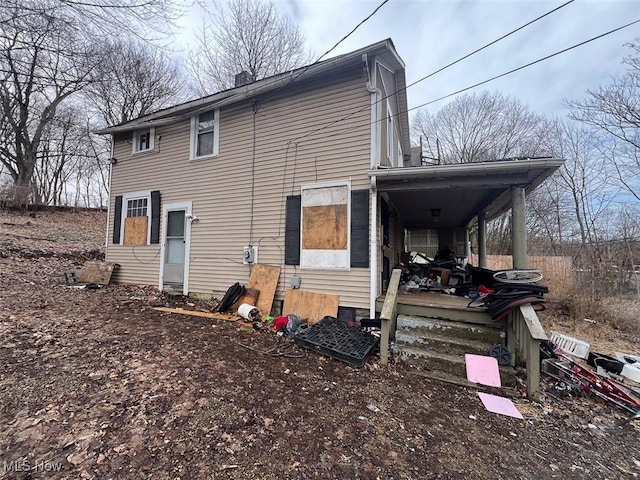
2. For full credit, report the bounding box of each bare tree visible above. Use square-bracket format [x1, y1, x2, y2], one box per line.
[0, 3, 99, 205]
[411, 91, 549, 164]
[43, 0, 182, 40]
[188, 0, 308, 94]
[86, 38, 188, 127]
[568, 39, 640, 202]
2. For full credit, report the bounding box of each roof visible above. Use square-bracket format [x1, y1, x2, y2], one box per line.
[94, 39, 407, 136]
[369, 157, 565, 228]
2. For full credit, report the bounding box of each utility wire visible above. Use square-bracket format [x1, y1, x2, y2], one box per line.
[306, 17, 640, 142]
[293, 0, 575, 143]
[316, 0, 391, 63]
[257, 0, 391, 108]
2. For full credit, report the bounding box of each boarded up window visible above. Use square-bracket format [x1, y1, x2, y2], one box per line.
[301, 183, 350, 269]
[302, 204, 348, 250]
[124, 216, 148, 245]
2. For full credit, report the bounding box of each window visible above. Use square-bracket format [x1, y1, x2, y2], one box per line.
[299, 181, 351, 269]
[132, 128, 154, 154]
[112, 190, 160, 246]
[190, 109, 219, 159]
[127, 197, 148, 218]
[285, 186, 369, 268]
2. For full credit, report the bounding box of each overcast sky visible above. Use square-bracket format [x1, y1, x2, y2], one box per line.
[180, 0, 639, 120]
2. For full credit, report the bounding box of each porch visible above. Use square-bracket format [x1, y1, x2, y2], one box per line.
[369, 158, 564, 400]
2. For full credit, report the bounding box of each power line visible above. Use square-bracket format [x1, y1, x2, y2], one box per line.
[293, 0, 575, 143]
[257, 0, 391, 108]
[307, 17, 640, 143]
[316, 0, 391, 63]
[410, 18, 640, 112]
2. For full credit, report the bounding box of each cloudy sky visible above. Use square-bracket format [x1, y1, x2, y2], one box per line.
[181, 0, 639, 120]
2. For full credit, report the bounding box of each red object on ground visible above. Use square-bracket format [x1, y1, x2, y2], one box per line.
[273, 316, 288, 331]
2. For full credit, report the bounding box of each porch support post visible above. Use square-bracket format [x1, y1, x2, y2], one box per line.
[511, 186, 527, 269]
[478, 211, 487, 268]
[464, 228, 471, 258]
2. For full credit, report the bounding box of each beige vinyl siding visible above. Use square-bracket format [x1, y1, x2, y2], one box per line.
[107, 66, 373, 310]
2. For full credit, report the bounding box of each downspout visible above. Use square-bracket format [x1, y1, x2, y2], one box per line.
[364, 53, 382, 317]
[104, 135, 114, 254]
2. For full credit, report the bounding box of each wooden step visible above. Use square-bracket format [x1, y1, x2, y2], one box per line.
[395, 329, 495, 357]
[396, 346, 517, 387]
[397, 315, 505, 344]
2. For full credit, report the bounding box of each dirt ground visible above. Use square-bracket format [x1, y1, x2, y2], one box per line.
[1, 209, 638, 480]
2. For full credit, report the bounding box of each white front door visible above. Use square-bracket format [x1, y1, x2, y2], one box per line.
[160, 202, 192, 295]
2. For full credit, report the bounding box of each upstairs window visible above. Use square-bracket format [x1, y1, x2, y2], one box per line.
[132, 128, 154, 154]
[190, 109, 219, 159]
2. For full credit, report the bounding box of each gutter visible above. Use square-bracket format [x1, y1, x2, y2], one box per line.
[364, 53, 382, 318]
[104, 136, 114, 253]
[368, 158, 565, 179]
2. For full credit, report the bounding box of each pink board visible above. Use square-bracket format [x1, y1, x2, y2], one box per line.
[465, 354, 501, 387]
[478, 392, 523, 419]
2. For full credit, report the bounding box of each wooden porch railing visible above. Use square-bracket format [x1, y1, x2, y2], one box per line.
[379, 268, 401, 366]
[506, 304, 547, 400]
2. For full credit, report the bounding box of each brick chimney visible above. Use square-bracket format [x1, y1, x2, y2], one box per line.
[234, 71, 254, 87]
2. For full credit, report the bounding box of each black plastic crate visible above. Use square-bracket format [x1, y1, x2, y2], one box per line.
[294, 316, 379, 367]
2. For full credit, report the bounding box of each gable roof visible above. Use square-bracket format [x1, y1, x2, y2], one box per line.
[95, 38, 408, 140]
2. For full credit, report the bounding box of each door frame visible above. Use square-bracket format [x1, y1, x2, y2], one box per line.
[158, 201, 192, 295]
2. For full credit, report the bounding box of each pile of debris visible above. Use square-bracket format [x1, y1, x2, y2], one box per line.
[542, 332, 640, 418]
[154, 263, 381, 368]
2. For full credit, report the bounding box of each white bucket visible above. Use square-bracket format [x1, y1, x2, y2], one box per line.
[237, 303, 260, 321]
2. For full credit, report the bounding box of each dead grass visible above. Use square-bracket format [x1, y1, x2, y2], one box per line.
[540, 290, 640, 356]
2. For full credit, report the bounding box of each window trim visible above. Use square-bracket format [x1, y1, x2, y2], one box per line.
[132, 127, 155, 154]
[120, 190, 152, 245]
[299, 180, 352, 271]
[190, 109, 220, 160]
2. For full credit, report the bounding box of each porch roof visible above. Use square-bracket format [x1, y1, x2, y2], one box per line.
[368, 157, 564, 229]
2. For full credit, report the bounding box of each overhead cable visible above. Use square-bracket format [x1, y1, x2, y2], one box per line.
[293, 0, 576, 142]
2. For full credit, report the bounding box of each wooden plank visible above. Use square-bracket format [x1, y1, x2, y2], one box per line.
[229, 288, 259, 314]
[282, 289, 339, 324]
[247, 264, 281, 316]
[520, 304, 547, 340]
[79, 261, 118, 284]
[302, 204, 348, 250]
[124, 216, 148, 245]
[152, 307, 240, 321]
[380, 269, 401, 366]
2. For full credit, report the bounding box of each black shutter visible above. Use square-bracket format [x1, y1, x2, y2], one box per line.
[113, 195, 123, 244]
[150, 190, 161, 244]
[285, 195, 301, 265]
[350, 189, 369, 268]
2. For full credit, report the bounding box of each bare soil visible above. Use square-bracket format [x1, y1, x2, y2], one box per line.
[0, 210, 638, 480]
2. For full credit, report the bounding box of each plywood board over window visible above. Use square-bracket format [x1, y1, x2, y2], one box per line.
[124, 216, 148, 245]
[300, 181, 351, 269]
[302, 204, 348, 250]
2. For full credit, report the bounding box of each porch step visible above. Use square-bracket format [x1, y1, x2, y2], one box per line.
[397, 315, 505, 344]
[163, 287, 185, 302]
[396, 347, 517, 387]
[395, 329, 494, 357]
[394, 315, 516, 387]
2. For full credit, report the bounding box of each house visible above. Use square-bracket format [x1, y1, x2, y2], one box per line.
[97, 38, 564, 397]
[97, 39, 412, 317]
